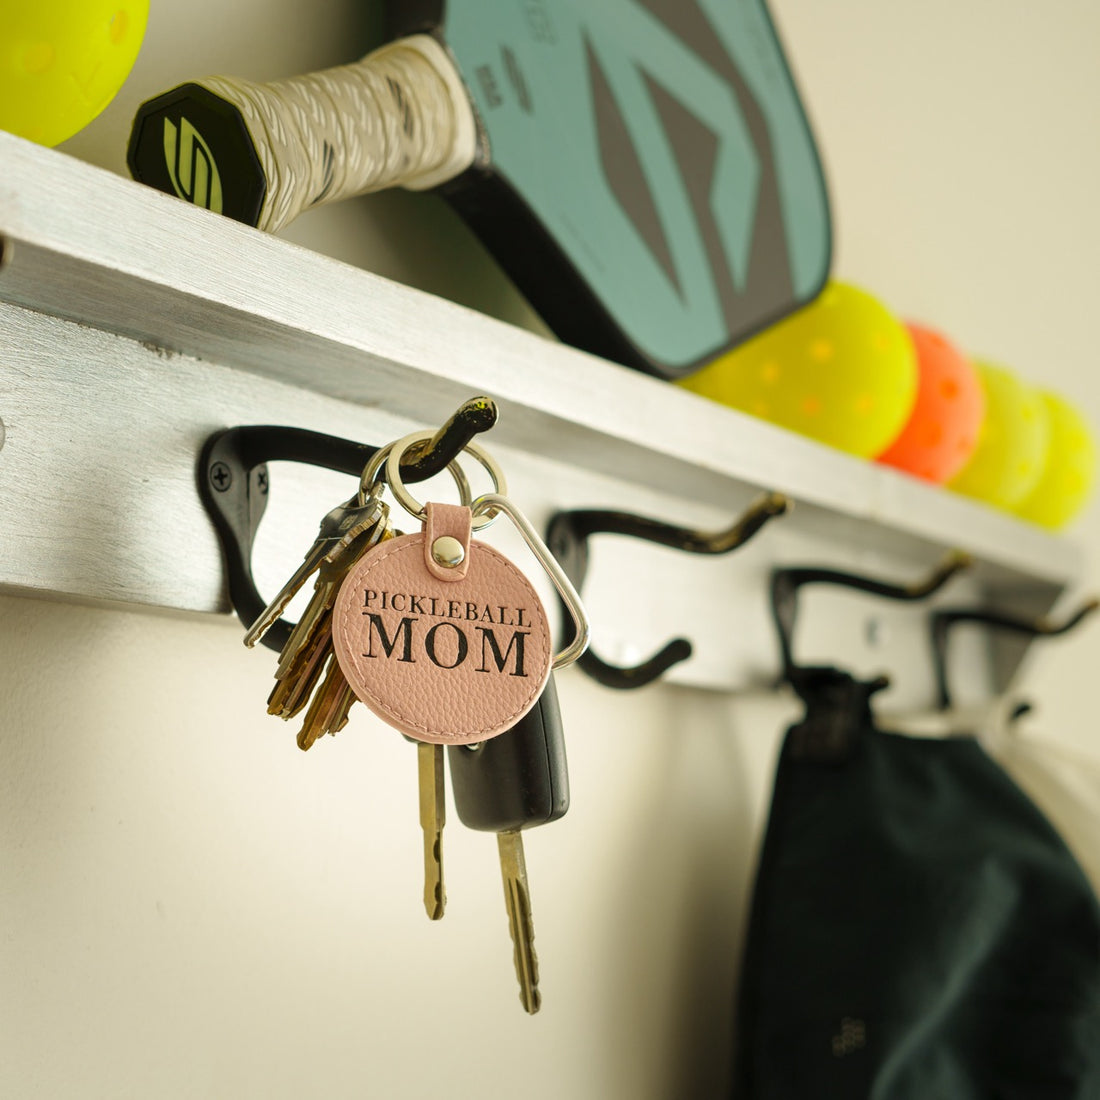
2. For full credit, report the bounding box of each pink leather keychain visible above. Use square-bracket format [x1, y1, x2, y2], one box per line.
[331, 432, 588, 745]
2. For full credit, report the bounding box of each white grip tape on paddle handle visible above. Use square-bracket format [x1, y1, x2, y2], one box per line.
[198, 35, 478, 233]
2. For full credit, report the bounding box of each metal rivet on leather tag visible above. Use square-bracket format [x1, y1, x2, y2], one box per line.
[431, 536, 466, 569]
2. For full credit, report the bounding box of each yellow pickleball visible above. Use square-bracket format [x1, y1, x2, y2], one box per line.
[679, 282, 917, 459]
[0, 0, 149, 147]
[1013, 391, 1095, 530]
[947, 361, 1050, 510]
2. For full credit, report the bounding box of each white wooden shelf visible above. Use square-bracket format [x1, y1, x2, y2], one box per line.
[0, 131, 1084, 702]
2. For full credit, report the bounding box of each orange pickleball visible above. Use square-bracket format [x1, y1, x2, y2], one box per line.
[876, 324, 985, 482]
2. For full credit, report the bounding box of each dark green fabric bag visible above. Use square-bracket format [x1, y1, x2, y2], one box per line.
[734, 668, 1100, 1099]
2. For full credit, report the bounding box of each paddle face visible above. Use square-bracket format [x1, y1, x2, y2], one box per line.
[392, 0, 831, 378]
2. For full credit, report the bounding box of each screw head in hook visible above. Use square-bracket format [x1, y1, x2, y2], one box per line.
[209, 461, 233, 492]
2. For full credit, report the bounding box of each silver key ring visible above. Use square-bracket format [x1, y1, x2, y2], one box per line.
[359, 437, 474, 510]
[384, 431, 507, 531]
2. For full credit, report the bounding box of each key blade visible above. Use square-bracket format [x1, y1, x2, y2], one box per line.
[244, 554, 323, 647]
[418, 743, 446, 920]
[498, 829, 541, 1014]
[268, 614, 333, 718]
[243, 495, 387, 648]
[296, 655, 355, 750]
[322, 498, 389, 565]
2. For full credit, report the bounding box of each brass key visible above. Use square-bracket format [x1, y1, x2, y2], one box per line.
[248, 483, 393, 747]
[295, 646, 357, 750]
[447, 677, 569, 1014]
[287, 519, 395, 749]
[245, 491, 389, 649]
[260, 498, 391, 719]
[497, 829, 540, 1013]
[268, 602, 336, 720]
[418, 743, 447, 920]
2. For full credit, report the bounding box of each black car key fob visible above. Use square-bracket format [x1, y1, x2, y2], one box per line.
[448, 675, 568, 832]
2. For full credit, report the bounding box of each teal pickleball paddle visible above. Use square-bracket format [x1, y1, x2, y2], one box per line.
[128, 1, 831, 379]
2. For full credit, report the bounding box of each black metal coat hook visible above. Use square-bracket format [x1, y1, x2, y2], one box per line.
[770, 550, 972, 686]
[931, 596, 1099, 711]
[769, 551, 971, 762]
[198, 397, 499, 652]
[546, 491, 790, 689]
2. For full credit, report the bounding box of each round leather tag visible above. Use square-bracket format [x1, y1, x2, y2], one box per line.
[331, 532, 552, 744]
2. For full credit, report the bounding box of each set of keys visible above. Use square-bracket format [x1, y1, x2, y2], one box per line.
[242, 425, 587, 1014]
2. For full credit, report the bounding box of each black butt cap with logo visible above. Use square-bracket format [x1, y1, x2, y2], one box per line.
[127, 83, 267, 227]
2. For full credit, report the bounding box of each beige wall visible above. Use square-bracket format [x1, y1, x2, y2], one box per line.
[3, 2, 1098, 1096]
